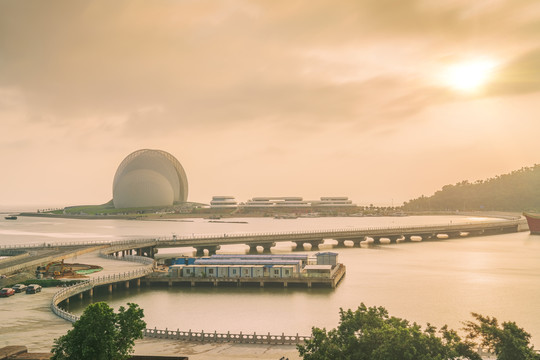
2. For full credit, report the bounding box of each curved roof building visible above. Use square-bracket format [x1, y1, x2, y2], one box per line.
[113, 149, 188, 209]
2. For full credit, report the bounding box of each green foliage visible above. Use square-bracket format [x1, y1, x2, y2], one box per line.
[464, 313, 540, 360]
[403, 165, 540, 211]
[51, 302, 146, 360]
[297, 303, 481, 360]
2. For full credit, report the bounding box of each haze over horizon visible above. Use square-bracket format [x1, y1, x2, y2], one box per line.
[1, 1, 539, 208]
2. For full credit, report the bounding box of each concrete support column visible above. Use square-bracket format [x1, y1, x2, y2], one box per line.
[125, 281, 130, 289]
[136, 278, 141, 287]
[206, 245, 220, 255]
[447, 232, 462, 239]
[262, 242, 275, 253]
[89, 288, 93, 297]
[309, 240, 323, 250]
[248, 244, 259, 254]
[108, 284, 113, 293]
[336, 239, 347, 247]
[352, 237, 365, 247]
[195, 247, 205, 257]
[419, 233, 433, 241]
[388, 236, 399, 244]
[371, 237, 381, 245]
[402, 235, 412, 242]
[293, 242, 304, 251]
[79, 292, 83, 300]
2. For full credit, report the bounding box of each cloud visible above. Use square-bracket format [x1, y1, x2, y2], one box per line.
[487, 48, 540, 95]
[0, 0, 538, 137]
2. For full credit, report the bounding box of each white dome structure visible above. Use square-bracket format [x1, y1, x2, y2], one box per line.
[112, 149, 188, 209]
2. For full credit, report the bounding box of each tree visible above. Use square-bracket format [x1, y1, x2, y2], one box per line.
[464, 313, 540, 360]
[51, 302, 146, 360]
[297, 303, 481, 360]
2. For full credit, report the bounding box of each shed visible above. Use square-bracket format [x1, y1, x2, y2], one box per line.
[303, 264, 333, 278]
[315, 252, 338, 266]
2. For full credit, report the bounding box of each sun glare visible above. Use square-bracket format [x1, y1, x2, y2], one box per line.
[442, 59, 496, 93]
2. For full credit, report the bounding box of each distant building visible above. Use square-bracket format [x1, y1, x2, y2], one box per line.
[243, 197, 311, 208]
[112, 149, 188, 209]
[312, 197, 356, 207]
[240, 196, 356, 209]
[210, 196, 238, 208]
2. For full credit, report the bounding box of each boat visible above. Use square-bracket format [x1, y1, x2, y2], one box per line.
[4, 215, 17, 220]
[523, 212, 540, 234]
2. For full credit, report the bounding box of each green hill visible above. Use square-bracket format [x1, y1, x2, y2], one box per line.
[403, 165, 540, 212]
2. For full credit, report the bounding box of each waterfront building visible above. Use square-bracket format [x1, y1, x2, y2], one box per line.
[169, 253, 341, 280]
[312, 197, 356, 207]
[210, 196, 238, 209]
[112, 149, 188, 209]
[243, 197, 311, 208]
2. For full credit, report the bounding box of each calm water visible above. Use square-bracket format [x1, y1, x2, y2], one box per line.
[2, 213, 539, 346]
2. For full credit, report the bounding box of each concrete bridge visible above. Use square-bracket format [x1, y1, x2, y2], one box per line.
[106, 217, 524, 256]
[0, 218, 525, 263]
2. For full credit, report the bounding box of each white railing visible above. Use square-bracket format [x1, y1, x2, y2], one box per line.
[143, 328, 311, 345]
[51, 255, 154, 323]
[0, 218, 522, 250]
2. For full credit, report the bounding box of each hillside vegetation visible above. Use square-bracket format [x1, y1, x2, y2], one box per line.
[403, 165, 540, 212]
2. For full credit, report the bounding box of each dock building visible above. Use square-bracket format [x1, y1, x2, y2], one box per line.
[161, 253, 344, 288]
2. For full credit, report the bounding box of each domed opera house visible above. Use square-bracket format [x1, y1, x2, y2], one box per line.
[112, 149, 188, 209]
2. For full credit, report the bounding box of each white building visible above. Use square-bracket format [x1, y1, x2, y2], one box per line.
[210, 196, 238, 208]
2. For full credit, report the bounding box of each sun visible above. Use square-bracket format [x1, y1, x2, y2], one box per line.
[441, 59, 496, 93]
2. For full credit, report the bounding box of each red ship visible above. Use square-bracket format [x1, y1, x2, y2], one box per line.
[523, 212, 540, 235]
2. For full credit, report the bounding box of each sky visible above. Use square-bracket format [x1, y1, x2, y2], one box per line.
[1, 0, 540, 208]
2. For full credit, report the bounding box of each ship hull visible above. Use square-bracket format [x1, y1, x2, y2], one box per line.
[523, 212, 540, 234]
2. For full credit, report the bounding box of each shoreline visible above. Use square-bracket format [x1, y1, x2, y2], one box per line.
[16, 210, 523, 222]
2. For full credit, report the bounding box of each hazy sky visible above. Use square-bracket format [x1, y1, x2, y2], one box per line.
[1, 0, 540, 207]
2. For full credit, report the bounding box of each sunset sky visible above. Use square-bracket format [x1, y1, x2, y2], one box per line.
[1, 0, 539, 207]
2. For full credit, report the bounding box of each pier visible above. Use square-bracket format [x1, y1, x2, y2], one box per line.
[144, 262, 346, 288]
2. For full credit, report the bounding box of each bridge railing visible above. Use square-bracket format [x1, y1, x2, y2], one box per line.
[51, 255, 155, 323]
[1, 218, 523, 251]
[143, 328, 311, 345]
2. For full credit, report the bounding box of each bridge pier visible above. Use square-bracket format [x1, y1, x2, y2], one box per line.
[351, 237, 365, 247]
[249, 242, 275, 254]
[418, 233, 434, 241]
[446, 232, 462, 239]
[293, 242, 305, 251]
[195, 245, 221, 256]
[248, 245, 259, 254]
[402, 235, 413, 242]
[308, 240, 323, 251]
[371, 237, 381, 245]
[262, 242, 276, 253]
[335, 239, 347, 248]
[388, 235, 400, 244]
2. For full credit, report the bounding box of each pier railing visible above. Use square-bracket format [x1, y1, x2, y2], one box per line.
[143, 328, 311, 345]
[49, 254, 312, 345]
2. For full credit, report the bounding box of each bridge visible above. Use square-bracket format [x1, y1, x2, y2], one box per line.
[106, 217, 524, 256]
[1, 218, 525, 263]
